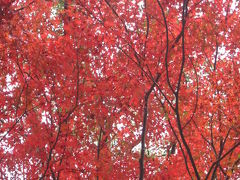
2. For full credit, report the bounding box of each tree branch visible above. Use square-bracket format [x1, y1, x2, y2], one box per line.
[205, 141, 240, 179]
[174, 0, 200, 179]
[139, 73, 160, 180]
[156, 0, 175, 94]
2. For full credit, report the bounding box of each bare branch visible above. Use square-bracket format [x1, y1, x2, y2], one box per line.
[156, 0, 175, 94]
[139, 73, 160, 180]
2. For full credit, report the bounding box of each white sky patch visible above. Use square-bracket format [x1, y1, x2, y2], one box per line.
[3, 74, 18, 95]
[41, 111, 51, 124]
[116, 122, 125, 131]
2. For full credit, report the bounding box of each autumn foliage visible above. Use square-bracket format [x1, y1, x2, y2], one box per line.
[0, 0, 240, 179]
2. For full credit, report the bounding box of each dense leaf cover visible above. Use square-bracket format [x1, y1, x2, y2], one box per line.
[0, 0, 239, 179]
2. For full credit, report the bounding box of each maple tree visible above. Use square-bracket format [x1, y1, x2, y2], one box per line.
[0, 0, 240, 179]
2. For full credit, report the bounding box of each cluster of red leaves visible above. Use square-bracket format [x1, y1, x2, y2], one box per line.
[0, 0, 239, 179]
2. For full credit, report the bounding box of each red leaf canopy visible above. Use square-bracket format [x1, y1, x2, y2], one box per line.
[0, 0, 239, 179]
